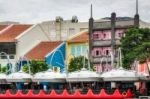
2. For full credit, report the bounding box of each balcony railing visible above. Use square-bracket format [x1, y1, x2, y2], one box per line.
[92, 56, 118, 63]
[0, 54, 16, 60]
[93, 20, 134, 29]
[92, 39, 121, 47]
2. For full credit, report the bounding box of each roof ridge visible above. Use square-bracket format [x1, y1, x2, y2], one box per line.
[0, 24, 14, 35]
[41, 41, 62, 43]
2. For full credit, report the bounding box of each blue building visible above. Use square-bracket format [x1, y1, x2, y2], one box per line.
[45, 42, 66, 73]
[25, 41, 66, 73]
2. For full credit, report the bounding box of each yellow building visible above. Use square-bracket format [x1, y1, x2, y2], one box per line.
[66, 31, 89, 68]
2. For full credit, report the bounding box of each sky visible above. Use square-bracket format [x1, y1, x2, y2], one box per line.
[0, 0, 149, 24]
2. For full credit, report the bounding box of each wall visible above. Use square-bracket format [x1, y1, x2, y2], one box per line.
[40, 21, 88, 41]
[92, 47, 112, 56]
[92, 29, 124, 40]
[66, 42, 88, 67]
[45, 43, 66, 73]
[95, 64, 112, 73]
[16, 24, 50, 60]
[0, 55, 16, 67]
[137, 61, 150, 75]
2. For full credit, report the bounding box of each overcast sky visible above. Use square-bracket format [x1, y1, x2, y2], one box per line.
[0, 0, 149, 24]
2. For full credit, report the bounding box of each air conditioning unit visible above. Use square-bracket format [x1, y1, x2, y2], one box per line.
[72, 16, 78, 23]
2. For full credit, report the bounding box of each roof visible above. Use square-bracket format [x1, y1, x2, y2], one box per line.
[25, 41, 62, 60]
[0, 25, 31, 42]
[0, 25, 8, 31]
[67, 31, 89, 43]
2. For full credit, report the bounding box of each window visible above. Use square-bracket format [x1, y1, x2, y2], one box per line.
[82, 45, 87, 56]
[106, 50, 109, 55]
[118, 33, 122, 38]
[71, 45, 88, 57]
[96, 50, 99, 56]
[69, 28, 75, 36]
[9, 55, 15, 59]
[76, 45, 81, 56]
[0, 55, 7, 59]
[93, 34, 99, 39]
[103, 33, 106, 38]
[71, 45, 76, 56]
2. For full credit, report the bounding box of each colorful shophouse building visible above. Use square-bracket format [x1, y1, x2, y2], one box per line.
[25, 41, 66, 73]
[88, 5, 140, 73]
[66, 31, 89, 68]
[0, 24, 32, 68]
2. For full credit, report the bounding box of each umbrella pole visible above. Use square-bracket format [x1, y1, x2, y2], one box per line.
[68, 82, 72, 92]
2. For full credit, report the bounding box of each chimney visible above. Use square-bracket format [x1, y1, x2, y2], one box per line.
[111, 12, 116, 68]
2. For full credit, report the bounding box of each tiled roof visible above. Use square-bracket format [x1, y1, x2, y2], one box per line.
[0, 25, 8, 31]
[0, 25, 31, 42]
[25, 41, 62, 60]
[68, 31, 89, 43]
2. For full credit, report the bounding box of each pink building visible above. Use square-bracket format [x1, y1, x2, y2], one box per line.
[91, 28, 125, 73]
[89, 11, 139, 73]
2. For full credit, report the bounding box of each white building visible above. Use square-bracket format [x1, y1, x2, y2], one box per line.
[0, 24, 50, 67]
[0, 17, 88, 67]
[37, 16, 88, 41]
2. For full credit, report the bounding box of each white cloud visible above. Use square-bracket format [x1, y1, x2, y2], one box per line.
[0, 0, 149, 23]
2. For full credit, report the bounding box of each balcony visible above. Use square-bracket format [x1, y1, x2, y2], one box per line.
[92, 40, 111, 47]
[0, 54, 16, 66]
[91, 56, 118, 64]
[92, 39, 121, 47]
[0, 54, 16, 59]
[93, 20, 134, 30]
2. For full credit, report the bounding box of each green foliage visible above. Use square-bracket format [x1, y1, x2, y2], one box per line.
[121, 27, 150, 69]
[22, 60, 48, 74]
[0, 66, 7, 73]
[68, 56, 94, 72]
[22, 64, 28, 73]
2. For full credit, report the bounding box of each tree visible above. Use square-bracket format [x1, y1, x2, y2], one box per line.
[68, 56, 94, 72]
[121, 27, 150, 69]
[22, 60, 48, 74]
[0, 66, 7, 73]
